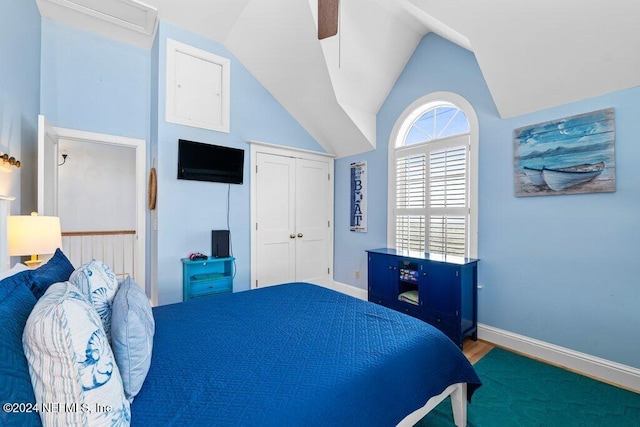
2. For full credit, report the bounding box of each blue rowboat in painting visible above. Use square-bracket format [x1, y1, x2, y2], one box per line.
[523, 167, 545, 186]
[541, 161, 605, 191]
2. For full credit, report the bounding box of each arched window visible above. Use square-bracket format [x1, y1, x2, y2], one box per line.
[388, 93, 478, 258]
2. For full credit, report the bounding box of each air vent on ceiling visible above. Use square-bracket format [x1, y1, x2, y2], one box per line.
[46, 0, 157, 35]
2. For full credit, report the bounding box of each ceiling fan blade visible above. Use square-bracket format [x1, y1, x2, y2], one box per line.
[318, 0, 339, 40]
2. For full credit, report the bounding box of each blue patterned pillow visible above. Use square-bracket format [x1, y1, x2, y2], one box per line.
[0, 271, 40, 427]
[22, 282, 130, 426]
[28, 248, 74, 299]
[69, 260, 119, 340]
[111, 277, 155, 402]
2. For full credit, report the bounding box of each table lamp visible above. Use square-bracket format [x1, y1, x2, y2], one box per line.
[8, 212, 62, 266]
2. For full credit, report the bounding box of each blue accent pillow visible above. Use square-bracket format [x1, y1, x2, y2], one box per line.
[28, 248, 74, 299]
[0, 263, 28, 281]
[0, 271, 41, 427]
[111, 277, 155, 402]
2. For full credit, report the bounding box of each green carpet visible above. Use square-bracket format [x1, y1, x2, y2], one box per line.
[417, 348, 640, 426]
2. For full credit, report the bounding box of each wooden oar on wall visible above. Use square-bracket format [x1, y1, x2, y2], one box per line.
[318, 0, 339, 39]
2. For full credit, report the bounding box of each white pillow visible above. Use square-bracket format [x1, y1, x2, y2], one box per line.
[69, 260, 119, 340]
[0, 263, 28, 281]
[23, 282, 131, 426]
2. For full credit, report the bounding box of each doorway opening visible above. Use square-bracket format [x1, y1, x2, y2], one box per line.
[38, 115, 148, 297]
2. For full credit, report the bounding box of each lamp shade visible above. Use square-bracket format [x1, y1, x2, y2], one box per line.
[8, 213, 62, 256]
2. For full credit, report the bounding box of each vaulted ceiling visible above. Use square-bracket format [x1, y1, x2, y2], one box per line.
[36, 0, 640, 158]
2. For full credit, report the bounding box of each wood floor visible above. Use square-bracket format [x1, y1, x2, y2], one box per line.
[462, 339, 494, 364]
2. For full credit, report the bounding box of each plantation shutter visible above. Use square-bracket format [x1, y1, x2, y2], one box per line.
[395, 154, 426, 251]
[428, 146, 467, 256]
[394, 140, 469, 257]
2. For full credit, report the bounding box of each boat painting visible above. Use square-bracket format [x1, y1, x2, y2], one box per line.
[514, 108, 615, 197]
[542, 161, 605, 191]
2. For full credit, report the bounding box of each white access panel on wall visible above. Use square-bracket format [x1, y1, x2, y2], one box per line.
[166, 39, 230, 132]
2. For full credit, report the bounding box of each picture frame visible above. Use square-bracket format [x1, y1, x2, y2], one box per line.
[514, 108, 616, 197]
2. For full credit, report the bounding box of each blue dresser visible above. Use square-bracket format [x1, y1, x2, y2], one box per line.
[182, 257, 234, 301]
[366, 248, 478, 348]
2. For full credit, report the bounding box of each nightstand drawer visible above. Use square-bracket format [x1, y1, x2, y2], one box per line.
[190, 277, 232, 298]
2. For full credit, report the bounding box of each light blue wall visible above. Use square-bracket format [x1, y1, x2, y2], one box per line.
[40, 19, 150, 141]
[154, 22, 324, 305]
[39, 19, 151, 290]
[0, 0, 41, 214]
[334, 33, 640, 369]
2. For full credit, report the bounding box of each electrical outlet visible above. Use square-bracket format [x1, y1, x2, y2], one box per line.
[355, 270, 360, 280]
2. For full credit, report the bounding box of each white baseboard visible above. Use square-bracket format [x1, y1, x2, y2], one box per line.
[478, 324, 640, 393]
[330, 280, 368, 300]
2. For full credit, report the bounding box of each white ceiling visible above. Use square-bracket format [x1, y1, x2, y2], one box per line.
[36, 0, 640, 158]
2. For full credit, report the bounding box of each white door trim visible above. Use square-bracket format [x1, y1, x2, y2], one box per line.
[49, 125, 147, 296]
[248, 140, 334, 290]
[37, 115, 59, 216]
[0, 195, 16, 272]
[248, 139, 336, 159]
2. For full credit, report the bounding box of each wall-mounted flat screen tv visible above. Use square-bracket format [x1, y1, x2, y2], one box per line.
[178, 139, 244, 184]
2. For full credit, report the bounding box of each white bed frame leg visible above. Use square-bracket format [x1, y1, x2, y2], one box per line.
[396, 382, 469, 427]
[451, 383, 467, 427]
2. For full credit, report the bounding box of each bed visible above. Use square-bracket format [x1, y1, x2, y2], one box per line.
[1, 199, 480, 427]
[131, 282, 481, 426]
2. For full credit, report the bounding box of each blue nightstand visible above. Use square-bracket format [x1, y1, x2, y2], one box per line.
[182, 257, 234, 301]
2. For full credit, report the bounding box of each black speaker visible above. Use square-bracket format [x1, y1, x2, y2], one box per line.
[211, 230, 230, 258]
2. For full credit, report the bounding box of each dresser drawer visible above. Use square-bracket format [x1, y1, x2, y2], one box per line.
[425, 312, 457, 339]
[189, 277, 232, 298]
[394, 301, 422, 320]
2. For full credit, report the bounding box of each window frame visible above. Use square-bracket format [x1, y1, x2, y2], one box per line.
[387, 92, 479, 258]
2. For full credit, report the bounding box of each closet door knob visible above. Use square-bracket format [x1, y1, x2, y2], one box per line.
[297, 233, 304, 238]
[290, 234, 296, 239]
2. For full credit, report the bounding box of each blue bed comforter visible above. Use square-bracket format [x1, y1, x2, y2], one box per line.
[132, 283, 481, 426]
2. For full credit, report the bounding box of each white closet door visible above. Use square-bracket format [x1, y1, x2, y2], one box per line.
[255, 153, 296, 287]
[295, 158, 330, 286]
